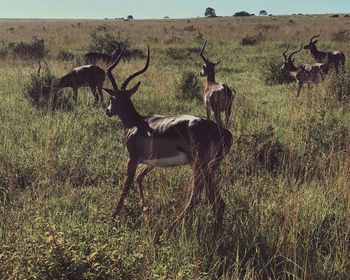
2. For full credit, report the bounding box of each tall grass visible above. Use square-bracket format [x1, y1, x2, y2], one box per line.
[0, 16, 349, 279]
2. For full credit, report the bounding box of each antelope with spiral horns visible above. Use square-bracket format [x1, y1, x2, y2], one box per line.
[303, 33, 345, 72]
[281, 44, 329, 97]
[199, 41, 235, 128]
[104, 46, 233, 233]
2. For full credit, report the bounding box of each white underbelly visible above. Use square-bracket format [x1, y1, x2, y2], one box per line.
[141, 152, 190, 167]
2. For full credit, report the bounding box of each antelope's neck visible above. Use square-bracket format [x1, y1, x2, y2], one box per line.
[206, 68, 216, 83]
[119, 103, 149, 131]
[310, 45, 322, 60]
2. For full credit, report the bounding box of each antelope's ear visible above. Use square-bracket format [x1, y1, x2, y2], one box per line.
[215, 61, 221, 65]
[126, 81, 141, 98]
[103, 88, 118, 97]
[314, 40, 318, 44]
[292, 58, 295, 63]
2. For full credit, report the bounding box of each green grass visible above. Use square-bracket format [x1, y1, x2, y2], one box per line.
[1, 15, 350, 279]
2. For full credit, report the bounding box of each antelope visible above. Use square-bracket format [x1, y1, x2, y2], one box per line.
[199, 41, 235, 128]
[304, 33, 345, 72]
[281, 44, 329, 97]
[84, 49, 120, 69]
[104, 46, 233, 233]
[53, 65, 106, 103]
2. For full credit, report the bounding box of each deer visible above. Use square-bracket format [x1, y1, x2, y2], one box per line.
[103, 46, 233, 234]
[53, 64, 106, 103]
[84, 49, 121, 69]
[199, 41, 235, 128]
[303, 33, 345, 72]
[281, 44, 329, 97]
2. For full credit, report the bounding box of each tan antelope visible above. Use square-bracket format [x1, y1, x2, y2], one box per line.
[84, 49, 120, 69]
[53, 64, 106, 103]
[199, 41, 235, 128]
[304, 33, 345, 72]
[281, 44, 329, 97]
[104, 46, 233, 233]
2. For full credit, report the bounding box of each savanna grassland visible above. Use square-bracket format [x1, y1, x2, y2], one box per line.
[0, 15, 350, 279]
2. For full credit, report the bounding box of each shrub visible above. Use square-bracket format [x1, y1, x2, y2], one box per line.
[56, 49, 75, 61]
[176, 71, 202, 100]
[89, 32, 129, 54]
[23, 68, 73, 111]
[8, 37, 46, 59]
[235, 126, 294, 175]
[260, 56, 293, 85]
[327, 67, 350, 100]
[233, 11, 251, 17]
[166, 47, 200, 60]
[240, 34, 263, 46]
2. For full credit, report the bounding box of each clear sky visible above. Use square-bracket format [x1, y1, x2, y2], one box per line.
[0, 0, 349, 19]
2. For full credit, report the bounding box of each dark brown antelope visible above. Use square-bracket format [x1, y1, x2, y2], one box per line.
[281, 44, 329, 97]
[304, 33, 345, 72]
[199, 41, 235, 128]
[104, 46, 232, 233]
[84, 49, 120, 69]
[53, 65, 106, 103]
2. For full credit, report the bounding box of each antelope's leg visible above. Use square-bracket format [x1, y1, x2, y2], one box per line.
[73, 88, 78, 102]
[206, 106, 211, 120]
[225, 98, 233, 128]
[91, 86, 99, 104]
[113, 159, 138, 220]
[206, 182, 225, 234]
[136, 165, 154, 210]
[171, 157, 207, 229]
[97, 84, 103, 103]
[214, 110, 223, 127]
[296, 82, 302, 97]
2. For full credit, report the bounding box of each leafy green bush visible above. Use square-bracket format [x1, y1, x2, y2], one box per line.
[240, 34, 263, 46]
[261, 56, 293, 85]
[89, 32, 129, 54]
[176, 71, 202, 100]
[56, 49, 75, 61]
[23, 68, 73, 111]
[8, 37, 46, 59]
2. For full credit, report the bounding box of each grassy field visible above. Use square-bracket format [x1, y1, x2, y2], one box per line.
[0, 15, 350, 279]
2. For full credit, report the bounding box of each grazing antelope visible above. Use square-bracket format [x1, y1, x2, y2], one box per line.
[84, 49, 120, 69]
[199, 41, 235, 128]
[53, 65, 106, 103]
[104, 46, 233, 233]
[281, 44, 329, 97]
[304, 33, 345, 72]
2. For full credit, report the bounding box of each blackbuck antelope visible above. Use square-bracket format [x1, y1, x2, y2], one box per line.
[304, 33, 345, 72]
[199, 41, 235, 128]
[281, 44, 329, 97]
[104, 46, 233, 233]
[53, 65, 106, 103]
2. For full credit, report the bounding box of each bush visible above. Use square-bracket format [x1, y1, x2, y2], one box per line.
[327, 67, 350, 100]
[8, 37, 46, 59]
[166, 47, 200, 60]
[89, 32, 129, 54]
[233, 11, 251, 17]
[235, 126, 294, 175]
[240, 34, 263, 46]
[56, 49, 75, 61]
[260, 56, 293, 85]
[176, 71, 202, 100]
[23, 68, 73, 111]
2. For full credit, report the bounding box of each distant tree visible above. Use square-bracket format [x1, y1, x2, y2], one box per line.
[205, 7, 216, 18]
[127, 15, 134, 21]
[259, 10, 268, 16]
[233, 11, 251, 17]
